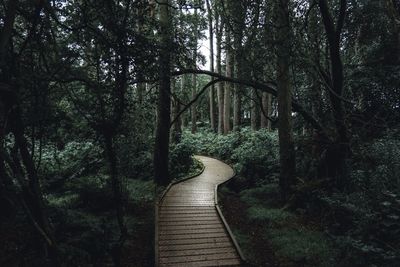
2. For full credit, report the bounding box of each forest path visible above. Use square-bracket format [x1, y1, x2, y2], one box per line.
[156, 155, 242, 267]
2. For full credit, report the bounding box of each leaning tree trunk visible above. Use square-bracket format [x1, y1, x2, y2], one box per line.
[276, 0, 296, 201]
[154, 0, 172, 186]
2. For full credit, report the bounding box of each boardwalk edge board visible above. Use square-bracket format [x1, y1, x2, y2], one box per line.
[155, 155, 206, 267]
[214, 171, 247, 264]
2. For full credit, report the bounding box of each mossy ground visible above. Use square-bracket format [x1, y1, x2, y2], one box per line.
[219, 182, 339, 267]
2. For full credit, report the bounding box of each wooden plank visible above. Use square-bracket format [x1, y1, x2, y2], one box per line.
[159, 251, 238, 264]
[160, 227, 225, 235]
[160, 206, 214, 210]
[159, 236, 230, 246]
[159, 242, 232, 252]
[159, 232, 227, 241]
[160, 258, 241, 267]
[159, 216, 219, 222]
[159, 223, 223, 231]
[159, 247, 235, 258]
[159, 212, 218, 216]
[159, 220, 221, 226]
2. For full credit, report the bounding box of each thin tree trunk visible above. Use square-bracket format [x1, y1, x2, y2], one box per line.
[171, 79, 182, 143]
[251, 88, 258, 130]
[206, 0, 216, 132]
[191, 71, 197, 133]
[276, 0, 296, 201]
[260, 92, 272, 129]
[13, 113, 60, 265]
[216, 16, 224, 134]
[104, 134, 127, 266]
[318, 0, 349, 190]
[191, 9, 198, 134]
[233, 81, 241, 131]
[154, 0, 172, 186]
[224, 29, 232, 135]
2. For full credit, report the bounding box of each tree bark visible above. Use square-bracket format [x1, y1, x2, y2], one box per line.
[171, 79, 182, 143]
[260, 92, 272, 130]
[216, 16, 224, 134]
[318, 0, 349, 190]
[276, 0, 296, 201]
[224, 28, 233, 135]
[154, 0, 172, 186]
[191, 71, 197, 133]
[104, 133, 127, 266]
[251, 88, 259, 130]
[206, 0, 216, 132]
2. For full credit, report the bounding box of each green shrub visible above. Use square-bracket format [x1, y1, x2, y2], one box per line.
[169, 138, 195, 177]
[181, 128, 279, 184]
[39, 141, 102, 181]
[126, 179, 155, 204]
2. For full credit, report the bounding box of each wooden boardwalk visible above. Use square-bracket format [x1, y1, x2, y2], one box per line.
[156, 156, 242, 267]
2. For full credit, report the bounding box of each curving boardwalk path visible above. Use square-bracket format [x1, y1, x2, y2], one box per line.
[156, 156, 241, 267]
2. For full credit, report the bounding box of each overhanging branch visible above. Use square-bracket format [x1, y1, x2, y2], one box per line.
[170, 78, 222, 127]
[172, 69, 330, 141]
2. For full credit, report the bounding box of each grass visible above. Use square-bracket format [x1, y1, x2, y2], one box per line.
[247, 206, 296, 225]
[219, 182, 339, 267]
[267, 228, 338, 267]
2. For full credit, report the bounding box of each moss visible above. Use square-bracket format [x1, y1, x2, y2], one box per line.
[247, 206, 296, 225]
[266, 228, 338, 267]
[239, 183, 279, 206]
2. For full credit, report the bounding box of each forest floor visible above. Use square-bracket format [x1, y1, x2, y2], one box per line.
[219, 182, 339, 267]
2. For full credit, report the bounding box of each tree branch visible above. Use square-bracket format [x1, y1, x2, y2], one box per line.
[172, 69, 330, 140]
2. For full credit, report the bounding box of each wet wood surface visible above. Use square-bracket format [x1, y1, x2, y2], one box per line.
[157, 156, 241, 267]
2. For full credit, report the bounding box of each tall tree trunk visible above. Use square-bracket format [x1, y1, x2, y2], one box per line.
[318, 0, 349, 190]
[260, 92, 272, 130]
[191, 71, 197, 133]
[276, 0, 296, 201]
[251, 88, 259, 130]
[224, 28, 233, 135]
[171, 79, 182, 143]
[233, 80, 241, 131]
[230, 1, 246, 132]
[216, 16, 224, 134]
[191, 10, 198, 134]
[206, 0, 216, 132]
[104, 133, 127, 266]
[154, 0, 172, 186]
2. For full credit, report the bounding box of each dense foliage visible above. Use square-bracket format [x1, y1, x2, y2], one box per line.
[1, 0, 399, 266]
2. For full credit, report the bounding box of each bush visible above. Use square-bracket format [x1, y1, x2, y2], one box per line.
[169, 138, 195, 177]
[181, 128, 279, 183]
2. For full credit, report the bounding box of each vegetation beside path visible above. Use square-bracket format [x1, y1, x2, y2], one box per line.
[182, 128, 400, 267]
